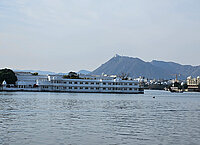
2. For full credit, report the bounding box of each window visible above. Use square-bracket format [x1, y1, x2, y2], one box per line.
[74, 82, 77, 84]
[129, 88, 132, 90]
[85, 87, 88, 89]
[85, 82, 88, 84]
[103, 83, 106, 85]
[103, 88, 106, 90]
[108, 83, 111, 85]
[96, 87, 99, 90]
[91, 87, 94, 90]
[91, 82, 94, 85]
[69, 87, 72, 89]
[124, 83, 127, 85]
[96, 82, 100, 85]
[129, 83, 132, 85]
[80, 87, 83, 89]
[80, 82, 83, 84]
[74, 87, 77, 89]
[69, 82, 72, 84]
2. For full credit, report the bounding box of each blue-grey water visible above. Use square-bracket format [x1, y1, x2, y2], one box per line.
[0, 90, 200, 145]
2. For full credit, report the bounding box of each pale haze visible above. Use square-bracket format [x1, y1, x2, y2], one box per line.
[0, 0, 200, 73]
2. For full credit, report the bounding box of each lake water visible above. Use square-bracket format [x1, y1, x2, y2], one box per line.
[0, 90, 200, 145]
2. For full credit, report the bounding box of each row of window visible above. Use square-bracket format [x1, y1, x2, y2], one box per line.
[18, 85, 33, 88]
[42, 86, 138, 91]
[68, 82, 100, 85]
[52, 81, 137, 86]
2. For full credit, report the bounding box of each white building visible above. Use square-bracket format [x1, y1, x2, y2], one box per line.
[2, 72, 47, 91]
[1, 72, 144, 94]
[37, 75, 144, 94]
[187, 76, 200, 92]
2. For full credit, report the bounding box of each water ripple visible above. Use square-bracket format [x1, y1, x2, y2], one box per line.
[0, 91, 200, 145]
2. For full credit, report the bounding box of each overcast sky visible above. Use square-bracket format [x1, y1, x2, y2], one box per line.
[0, 0, 200, 72]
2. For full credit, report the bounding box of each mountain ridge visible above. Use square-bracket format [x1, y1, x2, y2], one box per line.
[91, 55, 200, 79]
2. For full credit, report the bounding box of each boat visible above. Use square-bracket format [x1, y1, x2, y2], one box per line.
[169, 86, 183, 93]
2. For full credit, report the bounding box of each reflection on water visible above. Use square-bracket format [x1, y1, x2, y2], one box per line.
[0, 91, 200, 145]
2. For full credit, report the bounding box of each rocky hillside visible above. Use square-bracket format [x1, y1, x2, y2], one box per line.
[91, 55, 200, 79]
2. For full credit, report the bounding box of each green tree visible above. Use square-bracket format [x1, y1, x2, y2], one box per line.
[0, 68, 17, 84]
[63, 72, 80, 79]
[32, 72, 38, 76]
[170, 82, 182, 89]
[198, 83, 200, 91]
[182, 83, 188, 89]
[118, 73, 129, 80]
[63, 75, 69, 78]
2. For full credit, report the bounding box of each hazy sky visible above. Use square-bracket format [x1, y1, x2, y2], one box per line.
[0, 0, 200, 72]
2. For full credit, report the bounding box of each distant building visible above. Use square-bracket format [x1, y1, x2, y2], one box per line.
[187, 76, 200, 92]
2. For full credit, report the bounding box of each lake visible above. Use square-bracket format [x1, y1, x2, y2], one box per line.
[0, 90, 200, 145]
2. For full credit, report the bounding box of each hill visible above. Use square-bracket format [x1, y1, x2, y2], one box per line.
[91, 55, 200, 79]
[14, 69, 56, 75]
[78, 70, 91, 75]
